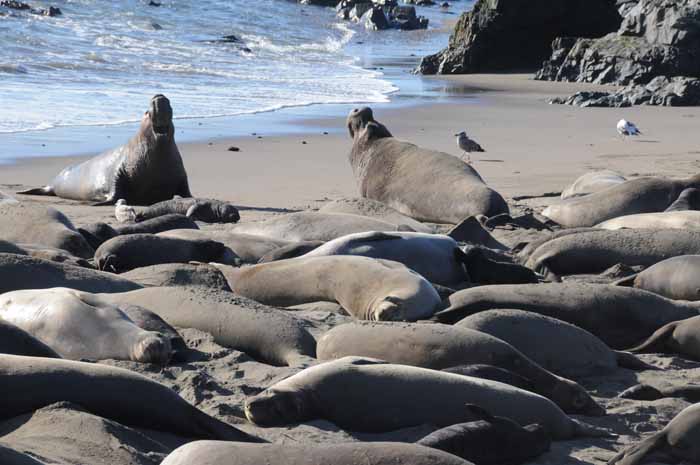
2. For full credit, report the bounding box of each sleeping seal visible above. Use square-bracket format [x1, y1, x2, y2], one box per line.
[134, 197, 240, 223]
[560, 170, 626, 200]
[17, 95, 191, 205]
[615, 255, 700, 301]
[347, 107, 508, 224]
[597, 210, 700, 230]
[319, 197, 433, 233]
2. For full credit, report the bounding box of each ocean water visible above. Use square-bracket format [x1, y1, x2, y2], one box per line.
[0, 0, 472, 158]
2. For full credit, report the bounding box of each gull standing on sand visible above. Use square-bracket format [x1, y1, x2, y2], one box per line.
[115, 199, 137, 223]
[455, 131, 485, 163]
[617, 119, 642, 138]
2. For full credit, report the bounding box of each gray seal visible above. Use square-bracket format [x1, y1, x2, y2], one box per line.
[665, 187, 700, 211]
[615, 255, 700, 301]
[560, 170, 626, 200]
[628, 315, 700, 361]
[347, 107, 508, 223]
[135, 197, 240, 223]
[79, 214, 198, 249]
[17, 95, 192, 205]
[158, 229, 290, 263]
[120, 262, 233, 291]
[319, 197, 433, 233]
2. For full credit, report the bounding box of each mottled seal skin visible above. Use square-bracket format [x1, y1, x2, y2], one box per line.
[316, 321, 604, 416]
[99, 287, 317, 367]
[616, 255, 700, 301]
[443, 364, 536, 392]
[158, 229, 290, 263]
[135, 197, 240, 223]
[525, 229, 700, 277]
[0, 253, 141, 294]
[0, 354, 263, 442]
[218, 256, 441, 321]
[416, 404, 551, 465]
[0, 203, 94, 259]
[245, 357, 610, 439]
[542, 175, 700, 228]
[608, 403, 700, 465]
[347, 107, 508, 224]
[456, 309, 651, 379]
[161, 441, 471, 465]
[433, 283, 700, 349]
[17, 95, 191, 205]
[319, 197, 433, 233]
[95, 234, 226, 273]
[628, 315, 700, 361]
[560, 170, 626, 200]
[665, 187, 700, 211]
[0, 288, 172, 364]
[597, 210, 700, 230]
[0, 320, 60, 359]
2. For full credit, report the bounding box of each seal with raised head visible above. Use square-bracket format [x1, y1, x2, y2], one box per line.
[347, 107, 508, 224]
[134, 197, 240, 223]
[560, 170, 626, 200]
[615, 255, 700, 301]
[17, 95, 192, 205]
[0, 288, 172, 363]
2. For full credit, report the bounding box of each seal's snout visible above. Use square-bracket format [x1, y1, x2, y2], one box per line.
[133, 333, 172, 365]
[149, 94, 173, 135]
[219, 204, 240, 223]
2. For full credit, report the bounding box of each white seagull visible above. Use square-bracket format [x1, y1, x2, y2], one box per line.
[114, 199, 137, 223]
[455, 131, 485, 163]
[617, 119, 642, 138]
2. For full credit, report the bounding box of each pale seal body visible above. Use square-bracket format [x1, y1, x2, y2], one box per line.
[0, 288, 172, 363]
[542, 175, 700, 228]
[0, 354, 262, 442]
[560, 170, 626, 200]
[17, 95, 191, 205]
[629, 315, 700, 361]
[433, 283, 700, 349]
[347, 107, 508, 223]
[316, 321, 603, 415]
[617, 255, 700, 301]
[244, 357, 608, 439]
[319, 197, 433, 232]
[597, 210, 700, 230]
[218, 256, 441, 321]
[135, 197, 240, 223]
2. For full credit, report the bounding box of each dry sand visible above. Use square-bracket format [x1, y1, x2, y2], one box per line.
[1, 74, 700, 464]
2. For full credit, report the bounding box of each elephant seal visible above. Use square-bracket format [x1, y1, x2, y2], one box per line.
[560, 170, 626, 200]
[98, 286, 316, 367]
[117, 303, 187, 356]
[0, 288, 172, 363]
[79, 214, 199, 249]
[158, 229, 289, 263]
[78, 222, 119, 250]
[665, 187, 700, 211]
[597, 210, 700, 230]
[615, 255, 700, 301]
[135, 197, 240, 223]
[515, 227, 599, 264]
[161, 441, 470, 465]
[628, 315, 700, 361]
[257, 240, 324, 263]
[0, 253, 141, 294]
[459, 247, 539, 285]
[443, 364, 536, 392]
[299, 231, 469, 287]
[347, 107, 508, 223]
[0, 320, 60, 359]
[542, 175, 700, 227]
[416, 405, 551, 465]
[0, 444, 44, 465]
[17, 95, 191, 205]
[608, 403, 700, 465]
[433, 283, 700, 349]
[619, 383, 700, 403]
[245, 357, 610, 438]
[121, 262, 232, 291]
[319, 197, 433, 233]
[233, 211, 402, 242]
[15, 243, 93, 268]
[0, 203, 94, 258]
[95, 234, 226, 273]
[316, 321, 603, 415]
[0, 354, 263, 442]
[217, 256, 441, 321]
[456, 309, 651, 379]
[525, 229, 700, 277]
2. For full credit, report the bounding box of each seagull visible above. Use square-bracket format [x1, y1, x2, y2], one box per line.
[455, 131, 485, 163]
[114, 199, 137, 223]
[617, 119, 642, 138]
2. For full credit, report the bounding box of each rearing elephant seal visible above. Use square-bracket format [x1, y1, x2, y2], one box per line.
[18, 95, 191, 205]
[347, 107, 508, 224]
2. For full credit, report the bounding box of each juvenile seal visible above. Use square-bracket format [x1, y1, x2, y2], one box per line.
[560, 170, 626, 200]
[217, 256, 441, 321]
[416, 405, 551, 465]
[245, 357, 610, 439]
[17, 95, 192, 205]
[135, 197, 240, 223]
[158, 229, 289, 263]
[316, 321, 604, 415]
[597, 210, 700, 230]
[665, 187, 700, 211]
[608, 403, 700, 465]
[79, 214, 199, 249]
[95, 234, 226, 273]
[0, 354, 263, 442]
[121, 262, 232, 291]
[319, 197, 433, 233]
[615, 255, 700, 301]
[619, 383, 700, 403]
[0, 320, 60, 359]
[433, 283, 700, 349]
[627, 315, 700, 361]
[161, 441, 470, 465]
[347, 107, 508, 223]
[0, 288, 172, 363]
[542, 175, 700, 228]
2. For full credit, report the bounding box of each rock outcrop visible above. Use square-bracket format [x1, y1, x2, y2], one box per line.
[337, 0, 429, 30]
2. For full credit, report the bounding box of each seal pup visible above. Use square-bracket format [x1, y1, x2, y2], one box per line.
[347, 107, 508, 224]
[134, 197, 240, 223]
[158, 229, 290, 263]
[615, 255, 700, 301]
[417, 404, 551, 465]
[620, 384, 700, 403]
[665, 187, 700, 211]
[627, 315, 700, 361]
[0, 354, 264, 442]
[17, 95, 192, 205]
[560, 170, 626, 200]
[245, 357, 611, 439]
[0, 288, 172, 363]
[80, 214, 199, 249]
[217, 256, 441, 321]
[608, 403, 700, 465]
[542, 175, 700, 227]
[597, 210, 700, 230]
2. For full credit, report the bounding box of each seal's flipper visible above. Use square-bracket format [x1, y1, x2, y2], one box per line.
[626, 322, 677, 354]
[615, 351, 658, 371]
[16, 186, 54, 196]
[612, 274, 638, 287]
[607, 431, 666, 465]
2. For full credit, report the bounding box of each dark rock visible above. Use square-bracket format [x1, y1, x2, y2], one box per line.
[148, 0, 161, 5]
[227, 146, 240, 152]
[362, 5, 390, 30]
[0, 1, 30, 10]
[349, 2, 373, 21]
[300, 0, 339, 5]
[418, 0, 622, 75]
[404, 0, 435, 5]
[388, 5, 427, 30]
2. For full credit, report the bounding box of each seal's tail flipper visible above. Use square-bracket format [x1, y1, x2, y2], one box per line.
[626, 322, 677, 354]
[16, 186, 54, 196]
[607, 431, 665, 465]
